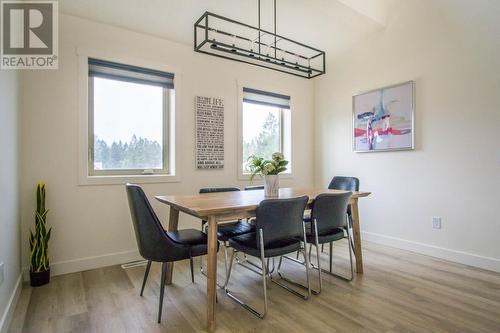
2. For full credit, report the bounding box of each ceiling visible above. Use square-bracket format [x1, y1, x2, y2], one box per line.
[59, 0, 394, 59]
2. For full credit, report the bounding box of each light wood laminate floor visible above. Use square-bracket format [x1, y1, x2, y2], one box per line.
[9, 241, 500, 333]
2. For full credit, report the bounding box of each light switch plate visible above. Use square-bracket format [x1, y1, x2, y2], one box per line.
[432, 217, 442, 229]
[0, 262, 4, 286]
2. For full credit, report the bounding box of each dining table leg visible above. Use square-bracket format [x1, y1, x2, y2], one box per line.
[165, 207, 180, 285]
[350, 198, 364, 274]
[206, 215, 218, 332]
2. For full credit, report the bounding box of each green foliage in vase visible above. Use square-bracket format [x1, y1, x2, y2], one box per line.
[29, 183, 51, 273]
[247, 152, 289, 182]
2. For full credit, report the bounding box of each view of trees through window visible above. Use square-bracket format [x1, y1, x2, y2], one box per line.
[91, 77, 165, 171]
[94, 135, 162, 170]
[242, 102, 281, 171]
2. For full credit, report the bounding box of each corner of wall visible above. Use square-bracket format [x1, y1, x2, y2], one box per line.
[0, 70, 23, 333]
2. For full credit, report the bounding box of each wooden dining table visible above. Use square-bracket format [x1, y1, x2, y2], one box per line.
[156, 187, 371, 332]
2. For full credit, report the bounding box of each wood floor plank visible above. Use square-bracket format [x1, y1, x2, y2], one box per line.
[9, 241, 500, 333]
[7, 283, 32, 333]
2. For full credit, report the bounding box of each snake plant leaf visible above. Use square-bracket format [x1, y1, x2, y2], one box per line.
[30, 183, 51, 273]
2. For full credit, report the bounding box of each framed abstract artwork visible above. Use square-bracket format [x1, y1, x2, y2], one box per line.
[353, 80, 415, 152]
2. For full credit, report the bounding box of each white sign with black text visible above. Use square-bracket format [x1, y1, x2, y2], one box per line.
[195, 96, 224, 169]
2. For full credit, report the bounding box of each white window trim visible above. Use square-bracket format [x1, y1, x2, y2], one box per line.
[236, 81, 294, 181]
[77, 48, 181, 185]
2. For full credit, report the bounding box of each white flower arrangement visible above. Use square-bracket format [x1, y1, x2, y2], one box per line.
[247, 152, 288, 181]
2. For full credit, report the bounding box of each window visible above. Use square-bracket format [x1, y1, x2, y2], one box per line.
[88, 58, 174, 176]
[241, 87, 291, 174]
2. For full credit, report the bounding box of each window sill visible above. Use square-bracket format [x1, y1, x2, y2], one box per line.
[238, 172, 294, 181]
[78, 174, 181, 186]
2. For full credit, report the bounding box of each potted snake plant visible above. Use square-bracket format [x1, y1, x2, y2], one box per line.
[248, 152, 288, 197]
[29, 182, 52, 287]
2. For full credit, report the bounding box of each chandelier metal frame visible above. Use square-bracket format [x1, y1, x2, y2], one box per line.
[194, 0, 326, 79]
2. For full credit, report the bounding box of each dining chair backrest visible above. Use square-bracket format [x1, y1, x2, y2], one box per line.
[328, 176, 359, 217]
[328, 176, 359, 191]
[126, 184, 178, 262]
[244, 185, 264, 191]
[199, 187, 240, 194]
[255, 196, 309, 247]
[310, 192, 352, 233]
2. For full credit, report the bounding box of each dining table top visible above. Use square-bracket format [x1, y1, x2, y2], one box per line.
[155, 187, 371, 219]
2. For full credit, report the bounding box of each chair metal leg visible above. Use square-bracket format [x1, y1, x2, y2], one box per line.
[222, 249, 235, 289]
[329, 241, 333, 272]
[350, 232, 355, 253]
[200, 242, 230, 289]
[309, 243, 312, 261]
[158, 262, 167, 323]
[223, 244, 229, 279]
[347, 215, 355, 253]
[310, 215, 354, 282]
[313, 219, 322, 294]
[225, 229, 268, 319]
[302, 222, 312, 298]
[259, 230, 268, 316]
[189, 257, 194, 283]
[272, 222, 312, 298]
[346, 223, 355, 279]
[321, 243, 325, 253]
[235, 252, 265, 276]
[275, 251, 313, 298]
[200, 221, 262, 285]
[140, 260, 152, 296]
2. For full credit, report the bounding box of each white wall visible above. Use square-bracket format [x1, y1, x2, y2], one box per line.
[19, 14, 315, 276]
[0, 71, 22, 331]
[315, 0, 500, 271]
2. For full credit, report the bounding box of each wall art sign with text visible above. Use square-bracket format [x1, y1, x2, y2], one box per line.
[196, 96, 224, 169]
[353, 80, 414, 152]
[1, 0, 58, 69]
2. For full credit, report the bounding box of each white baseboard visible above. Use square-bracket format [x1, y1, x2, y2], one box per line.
[0, 273, 23, 333]
[48, 249, 142, 277]
[361, 231, 500, 273]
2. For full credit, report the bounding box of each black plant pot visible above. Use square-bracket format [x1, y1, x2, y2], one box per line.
[30, 269, 50, 287]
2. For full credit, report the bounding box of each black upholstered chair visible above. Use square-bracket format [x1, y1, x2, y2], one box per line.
[199, 187, 246, 243]
[306, 192, 353, 292]
[329, 176, 360, 221]
[304, 176, 359, 253]
[328, 176, 359, 192]
[225, 196, 311, 318]
[126, 184, 214, 323]
[199, 187, 255, 288]
[328, 176, 359, 252]
[199, 187, 241, 194]
[244, 185, 264, 191]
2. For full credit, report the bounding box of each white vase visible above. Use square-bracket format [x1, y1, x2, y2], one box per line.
[264, 174, 279, 197]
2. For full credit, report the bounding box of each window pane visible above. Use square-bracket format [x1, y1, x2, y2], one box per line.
[242, 102, 281, 171]
[93, 77, 164, 170]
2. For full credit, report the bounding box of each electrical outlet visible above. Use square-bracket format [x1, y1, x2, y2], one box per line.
[432, 217, 442, 229]
[0, 262, 4, 286]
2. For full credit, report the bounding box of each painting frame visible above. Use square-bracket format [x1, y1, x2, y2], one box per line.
[352, 80, 415, 153]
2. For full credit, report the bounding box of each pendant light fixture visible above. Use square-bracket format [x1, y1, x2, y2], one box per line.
[194, 0, 326, 79]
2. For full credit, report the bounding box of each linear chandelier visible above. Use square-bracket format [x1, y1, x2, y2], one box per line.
[194, 0, 326, 79]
